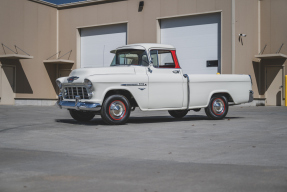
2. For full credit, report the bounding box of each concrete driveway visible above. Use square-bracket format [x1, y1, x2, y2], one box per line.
[0, 105, 287, 192]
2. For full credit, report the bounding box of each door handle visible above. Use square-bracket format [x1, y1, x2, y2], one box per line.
[173, 70, 180, 74]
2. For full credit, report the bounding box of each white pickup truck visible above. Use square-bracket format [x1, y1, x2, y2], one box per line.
[56, 44, 253, 125]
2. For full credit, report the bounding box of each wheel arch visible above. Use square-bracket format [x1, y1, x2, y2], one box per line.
[209, 91, 234, 103]
[103, 89, 139, 109]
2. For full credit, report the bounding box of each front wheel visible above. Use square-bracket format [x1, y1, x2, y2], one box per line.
[69, 110, 96, 122]
[168, 110, 188, 118]
[101, 95, 131, 125]
[205, 95, 228, 120]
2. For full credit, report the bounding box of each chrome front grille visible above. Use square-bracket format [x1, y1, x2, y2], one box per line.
[63, 86, 89, 99]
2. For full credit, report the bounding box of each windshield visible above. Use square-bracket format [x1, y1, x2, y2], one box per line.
[110, 49, 149, 66]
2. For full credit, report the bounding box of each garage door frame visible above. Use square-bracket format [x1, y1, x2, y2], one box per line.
[156, 10, 222, 73]
[76, 21, 129, 69]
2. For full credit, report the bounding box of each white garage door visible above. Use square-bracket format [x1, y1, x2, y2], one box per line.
[81, 23, 127, 68]
[161, 13, 221, 74]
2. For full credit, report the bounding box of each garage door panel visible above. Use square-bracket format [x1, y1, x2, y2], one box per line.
[162, 23, 218, 36]
[177, 46, 217, 60]
[81, 23, 127, 68]
[81, 24, 127, 37]
[179, 59, 217, 74]
[161, 13, 221, 74]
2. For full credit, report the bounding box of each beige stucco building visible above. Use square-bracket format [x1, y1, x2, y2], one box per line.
[0, 0, 286, 106]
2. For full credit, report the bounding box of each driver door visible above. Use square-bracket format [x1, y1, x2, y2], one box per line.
[147, 50, 184, 109]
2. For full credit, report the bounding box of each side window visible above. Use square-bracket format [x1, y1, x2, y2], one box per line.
[158, 50, 175, 68]
[150, 50, 158, 67]
[150, 50, 175, 68]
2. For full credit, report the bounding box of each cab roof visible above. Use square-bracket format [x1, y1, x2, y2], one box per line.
[110, 43, 175, 53]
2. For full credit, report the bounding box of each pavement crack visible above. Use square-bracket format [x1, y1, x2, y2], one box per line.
[0, 122, 53, 133]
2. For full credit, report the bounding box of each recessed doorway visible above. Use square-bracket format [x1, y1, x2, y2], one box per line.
[1, 65, 16, 105]
[265, 66, 284, 106]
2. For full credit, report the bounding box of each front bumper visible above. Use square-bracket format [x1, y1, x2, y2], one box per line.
[248, 90, 254, 103]
[57, 94, 101, 111]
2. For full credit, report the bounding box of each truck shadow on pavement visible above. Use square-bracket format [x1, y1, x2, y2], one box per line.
[127, 115, 242, 124]
[55, 115, 242, 126]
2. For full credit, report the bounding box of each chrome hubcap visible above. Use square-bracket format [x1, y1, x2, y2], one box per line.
[109, 101, 126, 120]
[212, 99, 225, 115]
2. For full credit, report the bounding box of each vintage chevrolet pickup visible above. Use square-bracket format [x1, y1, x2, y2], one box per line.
[56, 44, 253, 125]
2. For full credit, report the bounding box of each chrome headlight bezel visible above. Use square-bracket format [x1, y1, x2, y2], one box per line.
[56, 80, 62, 89]
[84, 79, 93, 90]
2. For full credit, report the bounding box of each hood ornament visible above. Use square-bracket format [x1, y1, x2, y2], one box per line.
[67, 76, 79, 83]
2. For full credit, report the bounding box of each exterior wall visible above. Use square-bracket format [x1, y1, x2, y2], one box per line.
[0, 0, 286, 105]
[259, 0, 287, 100]
[260, 0, 287, 56]
[58, 0, 232, 74]
[233, 0, 259, 97]
[0, 0, 57, 104]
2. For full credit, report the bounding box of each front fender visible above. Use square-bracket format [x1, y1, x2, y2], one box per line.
[101, 87, 148, 110]
[87, 74, 149, 110]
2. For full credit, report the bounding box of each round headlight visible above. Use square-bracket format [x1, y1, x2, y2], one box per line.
[84, 79, 93, 89]
[56, 80, 62, 89]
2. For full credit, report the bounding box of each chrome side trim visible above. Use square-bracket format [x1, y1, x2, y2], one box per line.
[248, 90, 254, 103]
[121, 83, 147, 86]
[183, 74, 190, 110]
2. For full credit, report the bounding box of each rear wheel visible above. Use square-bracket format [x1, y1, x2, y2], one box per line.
[69, 110, 96, 122]
[205, 95, 228, 120]
[101, 95, 131, 125]
[168, 110, 188, 118]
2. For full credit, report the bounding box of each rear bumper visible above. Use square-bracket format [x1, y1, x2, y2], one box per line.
[248, 90, 254, 103]
[57, 94, 101, 111]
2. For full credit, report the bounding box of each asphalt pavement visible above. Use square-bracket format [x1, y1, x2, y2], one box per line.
[0, 105, 287, 192]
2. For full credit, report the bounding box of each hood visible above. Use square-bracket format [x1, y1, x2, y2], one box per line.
[70, 66, 135, 77]
[58, 66, 136, 84]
